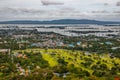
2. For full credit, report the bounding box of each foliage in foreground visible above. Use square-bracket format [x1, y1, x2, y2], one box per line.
[0, 49, 120, 80]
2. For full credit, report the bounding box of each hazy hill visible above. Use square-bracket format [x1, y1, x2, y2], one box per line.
[0, 19, 120, 25]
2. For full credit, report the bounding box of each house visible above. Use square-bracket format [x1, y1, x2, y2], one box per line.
[77, 41, 81, 46]
[105, 41, 113, 45]
[0, 49, 11, 54]
[82, 43, 88, 48]
[114, 76, 120, 80]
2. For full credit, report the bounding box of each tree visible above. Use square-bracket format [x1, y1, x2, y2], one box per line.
[57, 58, 68, 66]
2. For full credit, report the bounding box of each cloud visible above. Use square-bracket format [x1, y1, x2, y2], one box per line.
[113, 11, 120, 13]
[103, 3, 109, 6]
[0, 7, 47, 14]
[0, 0, 120, 21]
[116, 1, 120, 6]
[91, 10, 109, 13]
[41, 0, 64, 6]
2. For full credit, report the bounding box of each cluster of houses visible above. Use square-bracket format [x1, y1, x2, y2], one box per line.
[30, 39, 65, 48]
[13, 52, 30, 76]
[16, 63, 31, 76]
[1, 24, 120, 37]
[29, 39, 89, 49]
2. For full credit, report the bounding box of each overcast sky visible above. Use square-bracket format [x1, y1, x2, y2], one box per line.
[0, 0, 120, 21]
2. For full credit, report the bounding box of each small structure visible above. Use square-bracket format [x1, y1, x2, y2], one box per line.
[105, 42, 113, 45]
[77, 41, 81, 45]
[114, 76, 120, 80]
[0, 49, 11, 54]
[82, 43, 88, 48]
[68, 44, 74, 47]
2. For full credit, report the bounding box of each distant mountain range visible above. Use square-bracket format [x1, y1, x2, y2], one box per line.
[0, 19, 120, 25]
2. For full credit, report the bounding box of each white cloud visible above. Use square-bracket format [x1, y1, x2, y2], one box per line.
[41, 0, 64, 5]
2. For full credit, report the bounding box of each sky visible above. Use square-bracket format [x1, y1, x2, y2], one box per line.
[0, 0, 120, 21]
